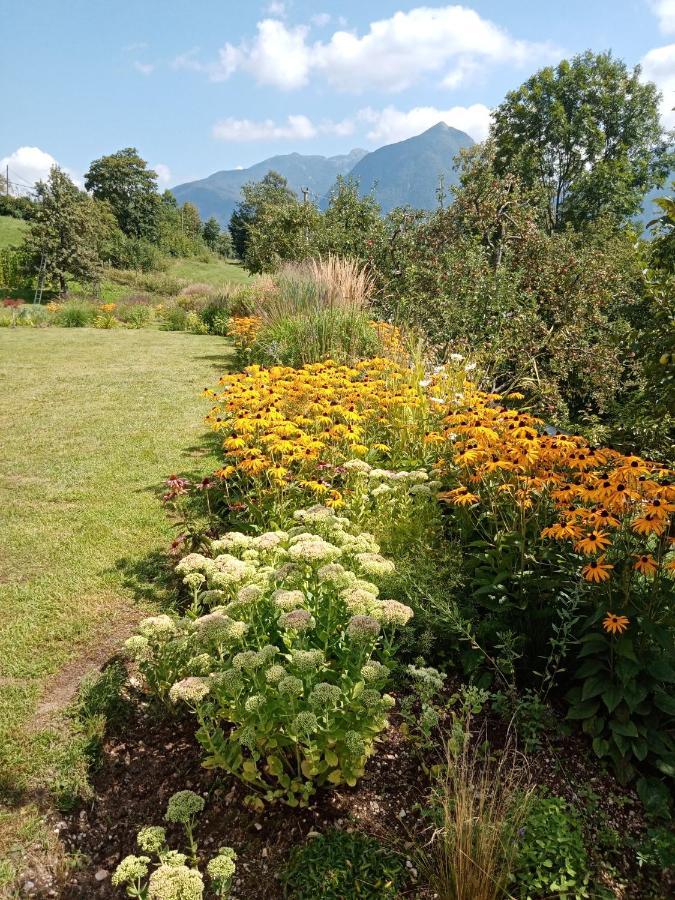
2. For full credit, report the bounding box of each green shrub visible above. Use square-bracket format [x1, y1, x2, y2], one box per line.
[124, 504, 413, 808]
[117, 303, 153, 328]
[55, 300, 94, 327]
[280, 830, 405, 899]
[161, 306, 188, 331]
[512, 790, 591, 899]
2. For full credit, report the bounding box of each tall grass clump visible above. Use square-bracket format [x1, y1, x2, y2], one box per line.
[421, 729, 533, 900]
[250, 255, 382, 366]
[54, 300, 95, 328]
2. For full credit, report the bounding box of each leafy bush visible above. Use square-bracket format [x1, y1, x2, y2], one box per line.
[125, 504, 412, 808]
[512, 790, 591, 899]
[55, 300, 95, 327]
[117, 302, 153, 328]
[161, 306, 188, 331]
[280, 830, 405, 899]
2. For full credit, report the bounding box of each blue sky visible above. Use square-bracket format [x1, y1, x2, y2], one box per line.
[2, 1, 674, 189]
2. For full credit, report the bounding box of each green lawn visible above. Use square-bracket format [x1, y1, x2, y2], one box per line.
[168, 255, 251, 286]
[0, 216, 28, 250]
[0, 328, 233, 884]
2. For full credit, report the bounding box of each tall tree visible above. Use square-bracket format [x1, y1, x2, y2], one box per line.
[181, 202, 202, 239]
[202, 216, 221, 249]
[229, 171, 296, 260]
[27, 167, 114, 294]
[492, 51, 672, 232]
[84, 147, 159, 239]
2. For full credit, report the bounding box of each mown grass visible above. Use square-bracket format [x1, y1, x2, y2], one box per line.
[0, 328, 232, 886]
[0, 216, 29, 250]
[168, 255, 251, 286]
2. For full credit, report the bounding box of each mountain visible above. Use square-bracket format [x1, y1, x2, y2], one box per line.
[345, 123, 475, 213]
[171, 148, 368, 225]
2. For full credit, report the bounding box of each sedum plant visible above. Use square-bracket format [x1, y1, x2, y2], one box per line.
[125, 504, 413, 808]
[111, 790, 236, 899]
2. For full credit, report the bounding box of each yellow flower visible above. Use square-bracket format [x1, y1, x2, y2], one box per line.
[633, 554, 658, 577]
[602, 612, 629, 635]
[575, 531, 612, 555]
[582, 557, 613, 583]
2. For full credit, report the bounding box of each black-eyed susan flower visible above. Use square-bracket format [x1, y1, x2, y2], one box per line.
[633, 554, 658, 577]
[582, 557, 613, 583]
[602, 612, 629, 635]
[575, 531, 612, 555]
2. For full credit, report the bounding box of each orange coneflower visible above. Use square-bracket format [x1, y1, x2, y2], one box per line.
[633, 554, 658, 577]
[602, 612, 630, 635]
[582, 557, 613, 583]
[575, 530, 612, 555]
[631, 514, 666, 537]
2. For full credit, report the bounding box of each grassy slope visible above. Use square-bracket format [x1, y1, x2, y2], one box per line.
[0, 328, 232, 882]
[168, 255, 251, 286]
[0, 216, 28, 250]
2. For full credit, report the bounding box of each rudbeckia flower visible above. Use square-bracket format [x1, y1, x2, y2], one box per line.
[602, 612, 629, 635]
[582, 557, 613, 583]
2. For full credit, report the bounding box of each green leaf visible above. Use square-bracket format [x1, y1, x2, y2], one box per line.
[592, 737, 610, 758]
[610, 719, 639, 738]
[581, 674, 608, 701]
[649, 658, 675, 683]
[601, 684, 624, 713]
[654, 690, 675, 716]
[567, 700, 600, 720]
[615, 638, 638, 662]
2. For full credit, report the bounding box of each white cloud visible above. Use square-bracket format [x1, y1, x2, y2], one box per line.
[310, 13, 332, 27]
[652, 0, 675, 34]
[265, 1, 286, 15]
[212, 114, 354, 142]
[641, 42, 675, 128]
[181, 6, 559, 92]
[133, 61, 155, 75]
[0, 146, 80, 189]
[358, 104, 492, 143]
[154, 163, 172, 185]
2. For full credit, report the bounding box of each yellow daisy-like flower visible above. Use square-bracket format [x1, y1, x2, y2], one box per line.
[633, 554, 658, 577]
[602, 612, 629, 635]
[575, 531, 612, 555]
[582, 557, 613, 583]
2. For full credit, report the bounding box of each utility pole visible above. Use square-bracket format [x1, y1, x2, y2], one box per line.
[301, 186, 309, 205]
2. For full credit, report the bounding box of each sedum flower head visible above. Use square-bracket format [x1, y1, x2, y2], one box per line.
[341, 533, 380, 555]
[251, 531, 287, 551]
[308, 682, 341, 708]
[211, 532, 252, 552]
[236, 583, 263, 604]
[199, 589, 226, 607]
[212, 554, 253, 584]
[341, 587, 379, 615]
[169, 677, 210, 705]
[139, 615, 177, 638]
[265, 664, 287, 684]
[361, 688, 384, 709]
[193, 612, 248, 644]
[147, 863, 204, 900]
[291, 648, 325, 673]
[272, 589, 306, 611]
[233, 650, 265, 671]
[292, 711, 319, 736]
[175, 553, 214, 576]
[137, 825, 166, 854]
[244, 693, 266, 713]
[123, 634, 151, 661]
[207, 847, 237, 886]
[344, 730, 366, 756]
[287, 537, 341, 564]
[293, 504, 335, 523]
[346, 615, 381, 643]
[277, 675, 304, 697]
[343, 459, 372, 473]
[112, 854, 150, 887]
[211, 668, 244, 694]
[279, 608, 315, 632]
[355, 553, 395, 578]
[187, 653, 213, 676]
[317, 563, 352, 588]
[376, 599, 414, 627]
[165, 790, 205, 825]
[183, 572, 206, 591]
[361, 661, 389, 683]
[162, 851, 188, 867]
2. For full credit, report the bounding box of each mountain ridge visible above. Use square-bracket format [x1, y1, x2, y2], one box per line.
[171, 123, 476, 223]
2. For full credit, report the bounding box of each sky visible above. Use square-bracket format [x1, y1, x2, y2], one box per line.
[2, 0, 674, 190]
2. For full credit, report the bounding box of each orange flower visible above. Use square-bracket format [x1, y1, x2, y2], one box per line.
[631, 514, 666, 537]
[575, 530, 612, 555]
[633, 554, 658, 577]
[602, 612, 629, 635]
[582, 557, 613, 583]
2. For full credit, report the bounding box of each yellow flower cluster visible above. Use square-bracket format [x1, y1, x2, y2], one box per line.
[369, 321, 406, 360]
[433, 383, 674, 584]
[205, 358, 425, 504]
[228, 316, 263, 349]
[99, 302, 117, 313]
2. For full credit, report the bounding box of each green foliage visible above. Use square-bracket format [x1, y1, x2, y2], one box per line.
[26, 167, 114, 294]
[567, 626, 675, 785]
[512, 791, 591, 899]
[492, 51, 672, 232]
[202, 216, 221, 250]
[491, 689, 556, 753]
[85, 147, 160, 240]
[112, 792, 236, 898]
[125, 505, 412, 807]
[54, 300, 95, 327]
[229, 170, 297, 262]
[280, 831, 405, 899]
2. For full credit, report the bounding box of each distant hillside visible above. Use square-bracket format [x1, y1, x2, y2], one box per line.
[345, 123, 474, 213]
[172, 149, 367, 225]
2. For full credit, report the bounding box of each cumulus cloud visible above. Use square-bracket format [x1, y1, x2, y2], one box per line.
[153, 163, 172, 185]
[641, 42, 675, 128]
[212, 114, 354, 142]
[652, 0, 675, 34]
[0, 146, 79, 189]
[358, 104, 492, 143]
[177, 5, 560, 92]
[265, 1, 286, 15]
